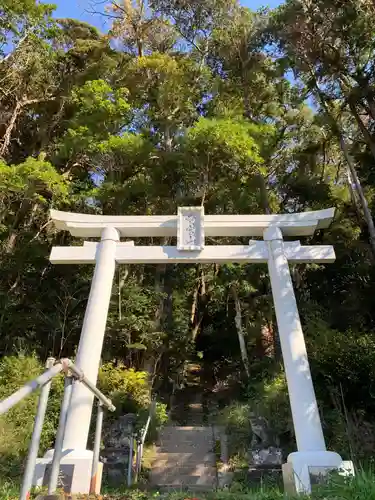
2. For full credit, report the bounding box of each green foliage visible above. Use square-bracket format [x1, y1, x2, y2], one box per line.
[127, 53, 211, 129]
[0, 156, 68, 204]
[59, 79, 131, 157]
[0, 0, 54, 48]
[218, 402, 253, 464]
[185, 117, 263, 169]
[98, 364, 151, 415]
[312, 469, 375, 500]
[70, 80, 130, 128]
[218, 373, 292, 462]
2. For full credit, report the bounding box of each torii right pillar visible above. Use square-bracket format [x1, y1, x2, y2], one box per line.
[264, 226, 353, 494]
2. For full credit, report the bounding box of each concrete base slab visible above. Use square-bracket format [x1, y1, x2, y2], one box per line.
[282, 451, 353, 495]
[33, 450, 102, 494]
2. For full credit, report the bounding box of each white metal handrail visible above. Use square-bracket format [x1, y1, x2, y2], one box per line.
[133, 400, 156, 485]
[0, 357, 116, 500]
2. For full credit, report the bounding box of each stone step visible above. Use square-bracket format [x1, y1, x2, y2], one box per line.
[151, 473, 217, 484]
[157, 442, 214, 450]
[159, 434, 213, 441]
[159, 433, 212, 438]
[161, 426, 211, 431]
[155, 484, 215, 493]
[157, 442, 212, 447]
[158, 430, 213, 446]
[153, 466, 216, 474]
[156, 446, 214, 454]
[152, 479, 216, 487]
[153, 467, 216, 475]
[154, 452, 215, 460]
[157, 439, 213, 446]
[152, 473, 216, 482]
[151, 423, 217, 489]
[155, 466, 216, 471]
[153, 459, 215, 469]
[152, 467, 216, 478]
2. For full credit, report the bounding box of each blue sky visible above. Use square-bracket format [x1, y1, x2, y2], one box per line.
[53, 0, 283, 30]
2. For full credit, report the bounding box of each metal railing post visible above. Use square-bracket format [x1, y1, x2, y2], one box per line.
[48, 376, 73, 494]
[0, 357, 116, 497]
[90, 401, 104, 494]
[20, 357, 55, 500]
[134, 440, 141, 482]
[138, 441, 144, 474]
[137, 400, 156, 475]
[127, 431, 134, 487]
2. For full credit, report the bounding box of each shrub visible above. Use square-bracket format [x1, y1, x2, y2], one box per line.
[98, 364, 151, 416]
[252, 373, 293, 449]
[97, 363, 168, 439]
[217, 402, 252, 466]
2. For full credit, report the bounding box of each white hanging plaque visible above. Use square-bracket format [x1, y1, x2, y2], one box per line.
[177, 207, 205, 251]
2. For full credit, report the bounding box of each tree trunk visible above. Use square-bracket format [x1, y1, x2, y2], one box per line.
[0, 98, 52, 157]
[312, 79, 375, 259]
[339, 135, 375, 259]
[190, 265, 200, 325]
[136, 39, 143, 57]
[118, 265, 130, 322]
[365, 95, 375, 122]
[258, 173, 271, 214]
[231, 284, 250, 378]
[358, 88, 375, 121]
[191, 266, 208, 341]
[348, 99, 375, 162]
[346, 168, 363, 222]
[163, 265, 174, 331]
[1, 100, 22, 157]
[4, 198, 34, 253]
[255, 173, 274, 355]
[142, 238, 171, 374]
[260, 317, 275, 358]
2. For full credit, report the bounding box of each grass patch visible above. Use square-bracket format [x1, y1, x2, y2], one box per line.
[2, 469, 375, 500]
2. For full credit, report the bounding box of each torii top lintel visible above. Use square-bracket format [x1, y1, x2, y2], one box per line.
[50, 207, 335, 239]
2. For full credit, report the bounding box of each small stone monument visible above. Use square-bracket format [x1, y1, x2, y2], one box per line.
[249, 414, 283, 466]
[101, 413, 136, 487]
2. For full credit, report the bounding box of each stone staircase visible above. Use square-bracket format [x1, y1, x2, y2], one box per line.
[151, 425, 217, 491]
[150, 364, 218, 491]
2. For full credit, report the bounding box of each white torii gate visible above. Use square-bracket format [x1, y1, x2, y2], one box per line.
[36, 206, 349, 494]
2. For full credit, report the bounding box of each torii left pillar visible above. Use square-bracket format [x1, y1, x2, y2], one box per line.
[63, 226, 119, 449]
[34, 227, 119, 494]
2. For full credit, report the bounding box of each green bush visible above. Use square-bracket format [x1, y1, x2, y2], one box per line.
[218, 372, 295, 465]
[97, 363, 168, 437]
[98, 364, 151, 416]
[251, 373, 294, 451]
[217, 402, 252, 467]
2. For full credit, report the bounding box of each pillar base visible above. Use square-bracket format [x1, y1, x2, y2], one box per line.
[282, 451, 354, 495]
[33, 449, 102, 494]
